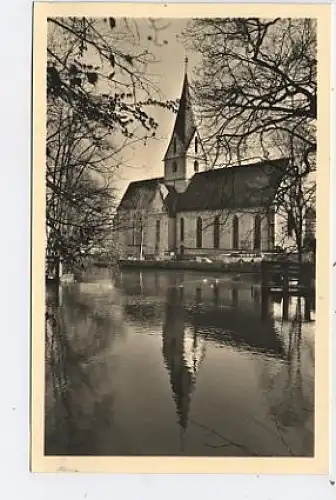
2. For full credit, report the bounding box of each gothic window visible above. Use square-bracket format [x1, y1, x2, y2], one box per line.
[134, 215, 142, 246]
[155, 219, 160, 252]
[196, 217, 202, 248]
[232, 215, 239, 250]
[267, 212, 275, 250]
[180, 217, 184, 242]
[131, 219, 136, 245]
[254, 214, 261, 250]
[213, 215, 220, 248]
[195, 136, 198, 154]
[287, 212, 295, 237]
[127, 216, 134, 245]
[194, 160, 199, 172]
[173, 137, 176, 154]
[172, 160, 177, 173]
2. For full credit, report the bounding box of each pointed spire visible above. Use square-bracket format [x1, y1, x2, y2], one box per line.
[169, 60, 196, 148]
[184, 55, 189, 76]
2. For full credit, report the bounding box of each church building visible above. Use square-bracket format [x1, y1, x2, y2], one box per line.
[115, 66, 290, 260]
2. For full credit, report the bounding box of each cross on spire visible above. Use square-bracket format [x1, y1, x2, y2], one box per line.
[184, 56, 188, 75]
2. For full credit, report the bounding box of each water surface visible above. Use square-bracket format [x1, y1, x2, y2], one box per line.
[45, 267, 314, 456]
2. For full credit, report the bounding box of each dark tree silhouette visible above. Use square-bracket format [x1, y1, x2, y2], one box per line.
[184, 18, 316, 256]
[46, 17, 177, 277]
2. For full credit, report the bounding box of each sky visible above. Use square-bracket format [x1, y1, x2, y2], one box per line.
[48, 17, 201, 201]
[108, 18, 276, 201]
[107, 18, 200, 200]
[49, 17, 317, 205]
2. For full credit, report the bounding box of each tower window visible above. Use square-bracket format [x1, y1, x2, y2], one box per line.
[195, 136, 198, 154]
[172, 161, 177, 173]
[173, 137, 176, 154]
[194, 160, 199, 172]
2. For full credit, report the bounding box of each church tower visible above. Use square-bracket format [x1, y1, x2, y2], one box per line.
[163, 58, 207, 193]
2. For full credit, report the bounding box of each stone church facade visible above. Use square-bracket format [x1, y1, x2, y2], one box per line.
[115, 71, 291, 260]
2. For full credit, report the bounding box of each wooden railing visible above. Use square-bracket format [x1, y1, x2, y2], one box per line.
[261, 261, 315, 296]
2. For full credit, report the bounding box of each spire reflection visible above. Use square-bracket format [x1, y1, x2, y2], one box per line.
[162, 286, 206, 450]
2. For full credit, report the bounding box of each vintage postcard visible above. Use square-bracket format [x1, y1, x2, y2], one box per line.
[31, 2, 331, 473]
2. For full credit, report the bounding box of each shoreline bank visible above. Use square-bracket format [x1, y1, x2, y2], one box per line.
[118, 259, 261, 274]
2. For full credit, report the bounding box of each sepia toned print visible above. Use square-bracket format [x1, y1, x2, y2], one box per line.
[32, 3, 331, 473]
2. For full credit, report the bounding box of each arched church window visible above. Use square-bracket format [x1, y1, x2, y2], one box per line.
[172, 160, 177, 173]
[196, 217, 202, 248]
[155, 219, 160, 252]
[128, 217, 134, 246]
[132, 219, 136, 246]
[180, 217, 184, 242]
[287, 212, 295, 237]
[195, 136, 198, 154]
[254, 214, 261, 250]
[194, 160, 199, 172]
[232, 215, 239, 250]
[134, 215, 142, 246]
[213, 216, 220, 249]
[267, 212, 275, 251]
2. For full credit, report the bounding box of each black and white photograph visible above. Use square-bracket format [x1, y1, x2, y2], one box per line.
[32, 3, 331, 472]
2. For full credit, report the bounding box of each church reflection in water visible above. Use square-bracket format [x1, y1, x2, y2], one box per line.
[261, 295, 315, 454]
[162, 286, 206, 450]
[45, 268, 315, 456]
[160, 273, 314, 452]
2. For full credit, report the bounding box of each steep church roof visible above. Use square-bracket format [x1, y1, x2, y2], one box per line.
[117, 66, 288, 215]
[117, 177, 178, 215]
[176, 158, 288, 212]
[164, 73, 197, 159]
[117, 158, 287, 215]
[117, 177, 162, 210]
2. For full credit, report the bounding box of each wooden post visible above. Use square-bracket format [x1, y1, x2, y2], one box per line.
[261, 261, 268, 288]
[232, 287, 238, 307]
[283, 262, 289, 295]
[304, 297, 311, 321]
[261, 286, 269, 319]
[254, 286, 260, 305]
[282, 293, 289, 321]
[261, 261, 269, 319]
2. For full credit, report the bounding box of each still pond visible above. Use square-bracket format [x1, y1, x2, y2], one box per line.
[45, 267, 315, 457]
